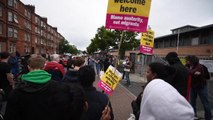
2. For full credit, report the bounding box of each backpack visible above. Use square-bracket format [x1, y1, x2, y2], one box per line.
[202, 64, 210, 80]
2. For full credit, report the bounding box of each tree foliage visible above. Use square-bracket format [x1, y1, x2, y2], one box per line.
[59, 39, 78, 54]
[87, 26, 140, 58]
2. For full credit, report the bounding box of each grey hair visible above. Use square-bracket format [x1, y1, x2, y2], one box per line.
[51, 54, 60, 62]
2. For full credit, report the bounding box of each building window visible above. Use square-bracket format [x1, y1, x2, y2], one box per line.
[8, 12, 13, 22]
[164, 39, 170, 48]
[9, 43, 16, 53]
[8, 27, 18, 38]
[35, 27, 37, 33]
[14, 0, 18, 8]
[24, 33, 30, 41]
[14, 29, 18, 38]
[0, 4, 2, 17]
[35, 16, 40, 25]
[25, 20, 31, 30]
[8, 0, 13, 6]
[8, 27, 13, 37]
[24, 45, 30, 53]
[25, 9, 31, 19]
[14, 14, 18, 23]
[35, 37, 37, 43]
[0, 23, 2, 35]
[8, 12, 18, 23]
[8, 0, 17, 8]
[191, 37, 199, 45]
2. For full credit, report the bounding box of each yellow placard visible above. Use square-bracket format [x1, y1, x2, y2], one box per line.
[101, 65, 122, 90]
[180, 58, 186, 65]
[140, 29, 155, 47]
[107, 0, 151, 17]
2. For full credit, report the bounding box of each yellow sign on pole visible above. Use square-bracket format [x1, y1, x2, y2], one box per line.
[140, 29, 155, 54]
[105, 0, 152, 32]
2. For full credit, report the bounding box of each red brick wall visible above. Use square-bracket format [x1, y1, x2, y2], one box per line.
[153, 44, 213, 57]
[111, 44, 213, 59]
[0, 0, 64, 55]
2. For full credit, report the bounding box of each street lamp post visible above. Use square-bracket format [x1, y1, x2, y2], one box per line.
[176, 29, 180, 53]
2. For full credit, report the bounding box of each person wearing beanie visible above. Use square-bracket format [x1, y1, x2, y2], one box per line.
[5, 55, 88, 120]
[165, 52, 189, 97]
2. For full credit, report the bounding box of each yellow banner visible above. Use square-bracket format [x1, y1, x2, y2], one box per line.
[101, 65, 122, 90]
[140, 29, 154, 47]
[107, 0, 151, 17]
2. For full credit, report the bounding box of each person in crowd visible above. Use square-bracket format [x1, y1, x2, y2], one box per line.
[63, 57, 85, 84]
[0, 52, 14, 100]
[185, 55, 212, 120]
[4, 55, 88, 120]
[44, 54, 65, 81]
[0, 88, 5, 120]
[123, 57, 132, 87]
[59, 55, 66, 67]
[95, 57, 101, 76]
[165, 52, 189, 97]
[122, 57, 128, 80]
[103, 57, 110, 72]
[79, 66, 114, 120]
[88, 56, 95, 69]
[8, 52, 19, 76]
[20, 54, 31, 74]
[139, 62, 194, 120]
[67, 55, 74, 70]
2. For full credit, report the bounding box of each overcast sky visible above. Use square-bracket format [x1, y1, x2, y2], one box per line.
[21, 0, 213, 50]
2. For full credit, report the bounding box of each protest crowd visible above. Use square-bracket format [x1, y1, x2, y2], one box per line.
[0, 51, 212, 120]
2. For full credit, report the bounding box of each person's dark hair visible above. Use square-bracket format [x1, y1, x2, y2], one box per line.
[104, 58, 109, 62]
[79, 65, 95, 87]
[73, 57, 85, 67]
[0, 52, 10, 59]
[185, 55, 199, 66]
[165, 52, 180, 65]
[16, 51, 20, 57]
[149, 62, 169, 80]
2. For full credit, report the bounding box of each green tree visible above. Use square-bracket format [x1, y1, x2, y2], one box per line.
[87, 26, 140, 58]
[59, 39, 79, 54]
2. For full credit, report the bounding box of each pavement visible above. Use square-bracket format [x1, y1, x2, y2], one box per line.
[95, 72, 213, 120]
[95, 73, 147, 120]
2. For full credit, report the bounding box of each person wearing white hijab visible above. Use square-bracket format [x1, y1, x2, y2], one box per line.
[139, 62, 194, 120]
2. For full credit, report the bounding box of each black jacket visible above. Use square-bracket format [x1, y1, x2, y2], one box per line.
[63, 69, 79, 83]
[5, 81, 79, 120]
[80, 86, 114, 120]
[166, 57, 188, 97]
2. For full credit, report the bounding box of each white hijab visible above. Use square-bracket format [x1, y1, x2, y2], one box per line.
[139, 79, 194, 120]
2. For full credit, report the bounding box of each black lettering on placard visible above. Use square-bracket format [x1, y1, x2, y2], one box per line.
[120, 5, 137, 13]
[114, 0, 146, 6]
[106, 80, 112, 87]
[114, 0, 146, 13]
